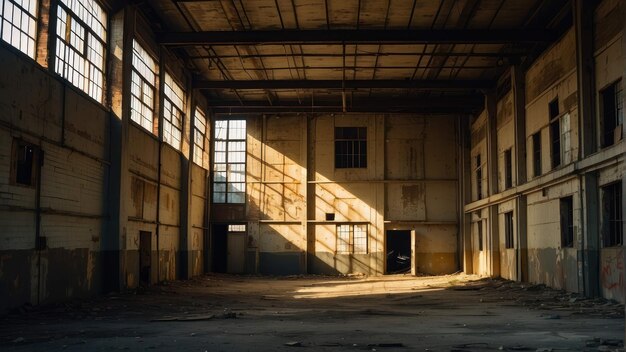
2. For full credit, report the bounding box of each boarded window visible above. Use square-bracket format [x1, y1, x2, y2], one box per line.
[600, 80, 623, 148]
[162, 72, 184, 150]
[0, 0, 37, 57]
[213, 120, 246, 204]
[560, 196, 574, 248]
[602, 182, 623, 247]
[130, 39, 157, 133]
[336, 224, 368, 254]
[335, 127, 367, 168]
[504, 211, 514, 249]
[55, 0, 107, 102]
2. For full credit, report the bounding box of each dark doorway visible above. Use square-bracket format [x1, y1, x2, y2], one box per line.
[386, 230, 411, 274]
[211, 224, 228, 273]
[139, 231, 151, 285]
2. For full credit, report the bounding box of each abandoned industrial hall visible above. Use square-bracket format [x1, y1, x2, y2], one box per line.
[0, 0, 624, 349]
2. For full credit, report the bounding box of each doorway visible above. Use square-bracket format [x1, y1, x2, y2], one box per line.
[139, 231, 152, 285]
[211, 224, 228, 273]
[386, 230, 411, 274]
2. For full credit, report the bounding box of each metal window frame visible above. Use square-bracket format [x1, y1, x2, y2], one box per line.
[162, 72, 185, 150]
[334, 127, 367, 169]
[212, 119, 246, 204]
[0, 0, 38, 57]
[130, 40, 157, 134]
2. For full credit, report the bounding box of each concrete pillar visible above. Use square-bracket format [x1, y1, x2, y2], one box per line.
[622, 0, 626, 330]
[458, 116, 473, 273]
[35, 0, 54, 69]
[581, 173, 600, 297]
[485, 92, 500, 277]
[515, 196, 528, 282]
[488, 205, 500, 278]
[103, 6, 135, 292]
[306, 115, 316, 273]
[574, 0, 597, 158]
[178, 78, 195, 280]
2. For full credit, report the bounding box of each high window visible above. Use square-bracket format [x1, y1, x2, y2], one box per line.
[213, 120, 246, 204]
[130, 39, 157, 133]
[0, 0, 37, 57]
[504, 148, 512, 190]
[335, 127, 367, 168]
[504, 211, 514, 249]
[475, 154, 483, 199]
[602, 182, 623, 247]
[532, 131, 541, 177]
[336, 224, 367, 254]
[193, 108, 207, 167]
[55, 0, 106, 102]
[549, 98, 561, 168]
[600, 80, 623, 148]
[162, 72, 184, 150]
[560, 196, 574, 248]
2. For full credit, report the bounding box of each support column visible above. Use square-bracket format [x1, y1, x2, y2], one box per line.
[179, 76, 195, 280]
[511, 65, 528, 282]
[103, 6, 135, 292]
[458, 116, 473, 274]
[581, 173, 600, 297]
[574, 0, 596, 158]
[485, 92, 500, 277]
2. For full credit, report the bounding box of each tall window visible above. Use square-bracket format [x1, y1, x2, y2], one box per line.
[130, 40, 157, 133]
[193, 108, 207, 167]
[504, 148, 512, 190]
[0, 0, 37, 57]
[336, 224, 367, 254]
[475, 154, 483, 199]
[162, 72, 184, 150]
[560, 196, 574, 248]
[532, 131, 541, 177]
[600, 80, 623, 148]
[335, 127, 367, 168]
[213, 120, 246, 204]
[504, 211, 514, 249]
[55, 0, 106, 102]
[477, 220, 483, 251]
[549, 98, 561, 168]
[11, 139, 39, 187]
[602, 182, 622, 247]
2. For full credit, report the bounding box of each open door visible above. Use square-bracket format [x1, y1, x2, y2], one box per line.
[385, 230, 411, 274]
[227, 225, 246, 274]
[139, 231, 151, 285]
[212, 224, 228, 273]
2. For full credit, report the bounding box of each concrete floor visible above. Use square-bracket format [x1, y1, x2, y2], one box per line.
[0, 274, 623, 351]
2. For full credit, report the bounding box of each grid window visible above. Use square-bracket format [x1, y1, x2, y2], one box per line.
[600, 80, 624, 148]
[475, 154, 483, 199]
[54, 0, 106, 102]
[193, 108, 207, 167]
[130, 40, 157, 133]
[0, 0, 37, 58]
[336, 224, 368, 254]
[504, 149, 512, 190]
[504, 211, 514, 249]
[228, 224, 246, 232]
[602, 182, 623, 247]
[560, 196, 574, 248]
[162, 72, 184, 150]
[335, 127, 367, 168]
[213, 120, 246, 204]
[532, 132, 541, 177]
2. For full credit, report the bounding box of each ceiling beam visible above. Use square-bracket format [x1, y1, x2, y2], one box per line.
[207, 96, 484, 114]
[158, 29, 557, 46]
[193, 79, 493, 90]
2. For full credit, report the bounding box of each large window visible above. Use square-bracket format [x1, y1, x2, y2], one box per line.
[130, 40, 157, 133]
[335, 127, 367, 168]
[193, 108, 207, 167]
[600, 80, 623, 148]
[162, 72, 184, 150]
[602, 182, 622, 247]
[213, 120, 246, 204]
[55, 0, 106, 102]
[336, 224, 367, 254]
[0, 0, 37, 57]
[504, 211, 514, 249]
[560, 196, 574, 248]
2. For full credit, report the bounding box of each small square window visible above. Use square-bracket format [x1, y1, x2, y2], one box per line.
[335, 127, 367, 168]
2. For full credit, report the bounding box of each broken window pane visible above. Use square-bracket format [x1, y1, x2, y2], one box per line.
[162, 72, 185, 150]
[130, 40, 157, 134]
[213, 119, 246, 204]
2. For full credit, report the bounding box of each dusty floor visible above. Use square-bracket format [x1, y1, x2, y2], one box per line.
[0, 273, 623, 351]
